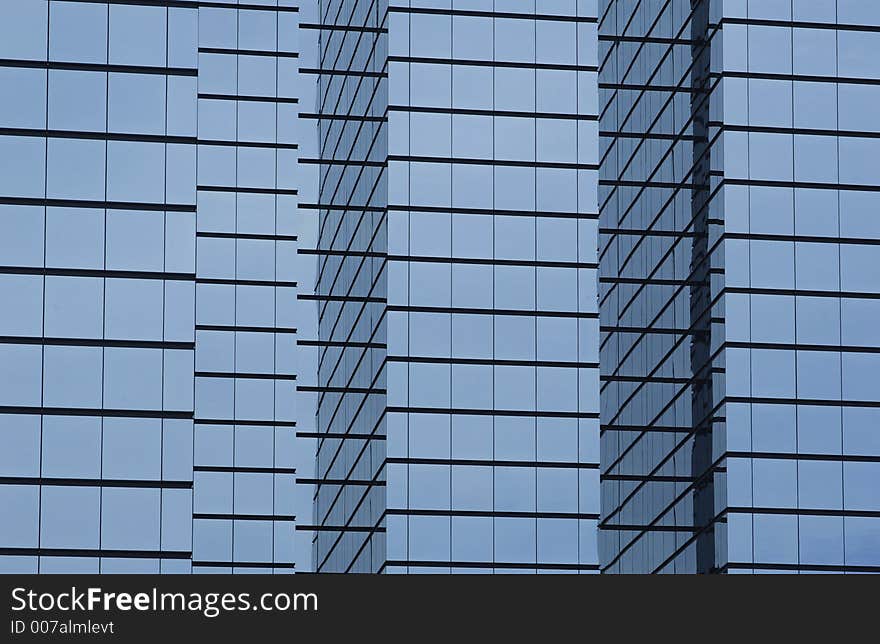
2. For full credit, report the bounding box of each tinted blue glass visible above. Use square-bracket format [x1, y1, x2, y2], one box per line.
[0, 0, 299, 574]
[600, 0, 880, 574]
[311, 1, 599, 574]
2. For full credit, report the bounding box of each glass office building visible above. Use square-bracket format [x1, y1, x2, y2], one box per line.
[599, 0, 880, 573]
[309, 0, 601, 573]
[0, 0, 301, 573]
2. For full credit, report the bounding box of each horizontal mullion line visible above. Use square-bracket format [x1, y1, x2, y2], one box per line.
[386, 406, 599, 419]
[599, 524, 698, 532]
[0, 548, 190, 559]
[598, 227, 700, 239]
[300, 23, 387, 33]
[386, 154, 597, 170]
[600, 326, 702, 336]
[719, 70, 880, 86]
[193, 466, 296, 474]
[0, 196, 195, 212]
[724, 286, 880, 300]
[191, 561, 296, 569]
[299, 158, 385, 167]
[299, 112, 386, 122]
[59, 0, 204, 7]
[721, 16, 880, 33]
[386, 305, 599, 319]
[194, 371, 297, 381]
[388, 356, 598, 369]
[387, 55, 598, 73]
[197, 185, 298, 196]
[0, 127, 195, 145]
[201, 1, 298, 11]
[386, 458, 598, 470]
[599, 130, 701, 141]
[198, 138, 299, 150]
[601, 474, 695, 482]
[302, 248, 597, 269]
[0, 336, 192, 350]
[726, 451, 880, 463]
[195, 324, 297, 334]
[728, 507, 880, 519]
[297, 385, 384, 394]
[198, 93, 299, 104]
[601, 424, 692, 434]
[0, 477, 191, 489]
[723, 231, 880, 245]
[193, 513, 295, 522]
[725, 396, 880, 408]
[598, 82, 704, 92]
[0, 58, 195, 76]
[295, 432, 383, 440]
[195, 278, 297, 287]
[386, 509, 600, 520]
[0, 406, 191, 419]
[389, 104, 598, 121]
[300, 68, 386, 77]
[721, 123, 880, 140]
[299, 294, 384, 303]
[297, 340, 384, 348]
[198, 47, 298, 58]
[387, 204, 599, 219]
[724, 562, 880, 573]
[599, 179, 706, 189]
[194, 419, 296, 427]
[725, 341, 880, 354]
[196, 231, 298, 241]
[599, 276, 706, 286]
[382, 561, 600, 571]
[298, 478, 383, 486]
[600, 375, 700, 384]
[599, 34, 696, 44]
[296, 525, 382, 532]
[298, 203, 385, 213]
[0, 266, 193, 281]
[387, 6, 599, 23]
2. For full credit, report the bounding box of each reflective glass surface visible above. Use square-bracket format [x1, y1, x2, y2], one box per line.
[599, 0, 880, 573]
[0, 0, 300, 574]
[312, 0, 601, 574]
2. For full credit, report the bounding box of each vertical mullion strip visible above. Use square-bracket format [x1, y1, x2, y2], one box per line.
[98, 0, 111, 574]
[231, 3, 240, 571]
[533, 3, 538, 572]
[191, 1, 200, 574]
[37, 0, 52, 575]
[159, 3, 171, 571]
[273, 0, 280, 576]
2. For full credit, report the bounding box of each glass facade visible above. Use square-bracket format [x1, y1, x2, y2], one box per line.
[4, 0, 877, 578]
[0, 0, 301, 574]
[310, 0, 601, 573]
[308, 0, 390, 573]
[599, 0, 880, 573]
